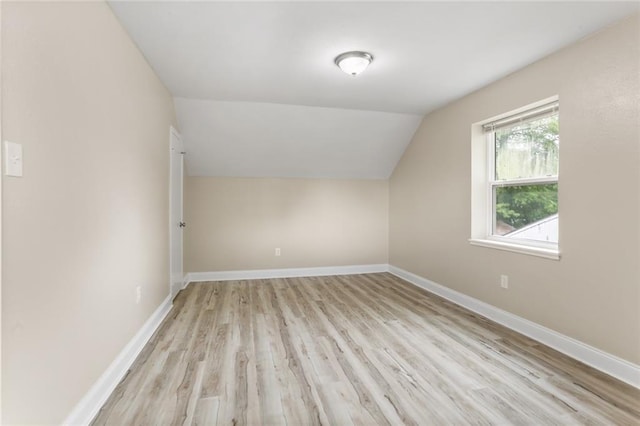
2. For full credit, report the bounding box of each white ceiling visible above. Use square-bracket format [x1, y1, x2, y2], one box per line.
[109, 1, 639, 178]
[175, 98, 422, 178]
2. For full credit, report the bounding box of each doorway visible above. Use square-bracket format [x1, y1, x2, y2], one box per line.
[169, 126, 184, 299]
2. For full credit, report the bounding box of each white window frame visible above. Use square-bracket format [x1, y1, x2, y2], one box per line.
[470, 96, 560, 260]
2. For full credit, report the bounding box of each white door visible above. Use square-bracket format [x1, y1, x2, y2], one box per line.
[169, 126, 184, 299]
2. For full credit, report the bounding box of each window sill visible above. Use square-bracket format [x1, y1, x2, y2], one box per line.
[469, 238, 560, 260]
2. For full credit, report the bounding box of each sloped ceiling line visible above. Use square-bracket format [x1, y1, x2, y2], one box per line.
[108, 1, 639, 178]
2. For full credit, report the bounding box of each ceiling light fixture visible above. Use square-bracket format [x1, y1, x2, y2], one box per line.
[334, 51, 373, 76]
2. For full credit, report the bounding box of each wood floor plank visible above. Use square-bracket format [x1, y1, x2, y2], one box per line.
[92, 273, 640, 425]
[193, 397, 219, 426]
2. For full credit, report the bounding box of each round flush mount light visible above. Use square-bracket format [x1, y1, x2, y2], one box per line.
[334, 51, 373, 76]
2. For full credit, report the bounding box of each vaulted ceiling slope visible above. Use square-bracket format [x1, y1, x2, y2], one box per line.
[175, 99, 422, 179]
[109, 1, 639, 179]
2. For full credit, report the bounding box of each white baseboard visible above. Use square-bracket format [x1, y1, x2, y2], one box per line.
[63, 295, 173, 425]
[388, 265, 640, 389]
[182, 274, 190, 290]
[63, 262, 639, 426]
[184, 263, 388, 285]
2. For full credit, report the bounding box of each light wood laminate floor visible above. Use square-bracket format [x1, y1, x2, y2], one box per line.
[93, 273, 640, 425]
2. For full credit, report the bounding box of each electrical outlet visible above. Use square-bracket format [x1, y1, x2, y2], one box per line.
[275, 248, 281, 256]
[500, 275, 509, 289]
[136, 286, 142, 304]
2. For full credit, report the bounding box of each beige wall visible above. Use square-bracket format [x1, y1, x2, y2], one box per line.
[390, 15, 640, 364]
[185, 177, 388, 272]
[1, 2, 176, 423]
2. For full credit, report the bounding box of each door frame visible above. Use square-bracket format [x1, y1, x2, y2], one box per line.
[0, 2, 4, 418]
[169, 126, 184, 299]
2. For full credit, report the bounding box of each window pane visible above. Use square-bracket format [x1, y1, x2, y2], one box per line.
[494, 183, 558, 243]
[495, 115, 559, 180]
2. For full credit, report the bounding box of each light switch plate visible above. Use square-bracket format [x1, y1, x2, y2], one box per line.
[4, 141, 23, 177]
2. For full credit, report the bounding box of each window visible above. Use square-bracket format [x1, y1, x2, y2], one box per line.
[470, 98, 560, 259]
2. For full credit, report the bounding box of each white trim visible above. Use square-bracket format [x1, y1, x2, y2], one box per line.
[469, 238, 560, 260]
[490, 176, 558, 187]
[184, 264, 388, 284]
[182, 273, 190, 290]
[388, 265, 640, 389]
[482, 99, 559, 133]
[0, 3, 4, 419]
[63, 296, 173, 426]
[480, 96, 560, 131]
[62, 262, 640, 426]
[169, 126, 184, 300]
[473, 95, 561, 259]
